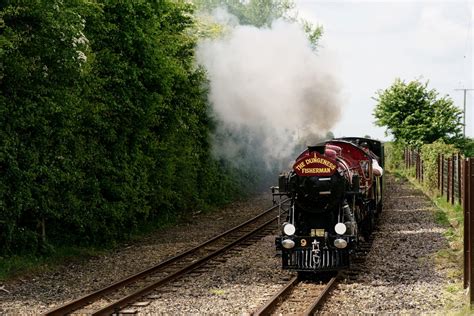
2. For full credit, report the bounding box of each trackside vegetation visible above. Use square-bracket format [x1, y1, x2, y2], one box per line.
[0, 0, 247, 259]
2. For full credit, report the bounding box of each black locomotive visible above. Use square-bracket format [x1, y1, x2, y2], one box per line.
[273, 137, 384, 273]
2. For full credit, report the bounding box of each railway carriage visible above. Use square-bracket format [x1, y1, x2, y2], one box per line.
[273, 137, 384, 273]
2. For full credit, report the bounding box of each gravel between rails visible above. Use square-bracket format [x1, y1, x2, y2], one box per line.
[137, 234, 292, 315]
[0, 174, 463, 315]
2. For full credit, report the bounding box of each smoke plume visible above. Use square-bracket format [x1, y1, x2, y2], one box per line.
[196, 10, 342, 165]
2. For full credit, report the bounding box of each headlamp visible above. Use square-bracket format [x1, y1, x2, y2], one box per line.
[282, 222, 296, 236]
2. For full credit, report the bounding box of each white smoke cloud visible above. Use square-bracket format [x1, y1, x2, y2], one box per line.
[196, 11, 342, 163]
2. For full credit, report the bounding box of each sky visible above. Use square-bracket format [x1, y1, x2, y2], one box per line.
[294, 0, 474, 141]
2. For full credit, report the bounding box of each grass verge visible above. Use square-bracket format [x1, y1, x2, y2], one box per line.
[0, 207, 197, 282]
[0, 247, 106, 282]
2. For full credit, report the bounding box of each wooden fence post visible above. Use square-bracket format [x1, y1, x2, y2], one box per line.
[414, 150, 417, 178]
[458, 153, 462, 205]
[421, 158, 423, 182]
[447, 157, 452, 203]
[469, 158, 474, 304]
[441, 154, 445, 196]
[416, 151, 419, 180]
[464, 158, 469, 289]
[438, 154, 441, 192]
[451, 154, 455, 205]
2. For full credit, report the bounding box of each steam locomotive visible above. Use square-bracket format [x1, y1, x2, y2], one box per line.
[273, 137, 384, 273]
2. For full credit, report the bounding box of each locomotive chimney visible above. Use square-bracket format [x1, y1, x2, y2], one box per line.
[307, 145, 326, 154]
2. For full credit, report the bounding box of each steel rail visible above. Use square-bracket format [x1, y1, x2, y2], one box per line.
[45, 200, 288, 316]
[252, 276, 299, 316]
[302, 274, 339, 316]
[253, 273, 339, 316]
[92, 215, 279, 315]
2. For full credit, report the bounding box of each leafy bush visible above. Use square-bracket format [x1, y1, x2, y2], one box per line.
[382, 141, 405, 172]
[420, 140, 458, 192]
[456, 137, 474, 157]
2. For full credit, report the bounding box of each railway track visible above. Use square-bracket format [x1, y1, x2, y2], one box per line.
[253, 231, 376, 315]
[44, 200, 289, 316]
[253, 273, 339, 316]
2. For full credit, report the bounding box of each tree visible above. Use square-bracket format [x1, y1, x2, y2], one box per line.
[373, 79, 463, 146]
[0, 0, 93, 253]
[0, 0, 238, 255]
[193, 0, 294, 27]
[192, 0, 323, 47]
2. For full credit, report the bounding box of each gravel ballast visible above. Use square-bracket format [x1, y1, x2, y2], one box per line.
[0, 194, 275, 315]
[319, 175, 461, 314]
[0, 174, 462, 314]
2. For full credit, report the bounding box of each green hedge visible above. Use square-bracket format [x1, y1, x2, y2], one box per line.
[382, 141, 404, 172]
[420, 141, 458, 192]
[0, 0, 245, 255]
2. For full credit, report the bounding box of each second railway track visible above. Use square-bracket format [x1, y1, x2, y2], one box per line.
[45, 200, 289, 316]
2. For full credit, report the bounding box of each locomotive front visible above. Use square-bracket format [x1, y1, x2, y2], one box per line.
[274, 145, 360, 272]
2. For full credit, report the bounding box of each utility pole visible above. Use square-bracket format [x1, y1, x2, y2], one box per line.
[454, 88, 474, 137]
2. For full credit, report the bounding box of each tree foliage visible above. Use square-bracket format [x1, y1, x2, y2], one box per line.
[420, 141, 458, 192]
[192, 0, 323, 47]
[0, 0, 240, 255]
[456, 137, 474, 157]
[380, 142, 404, 172]
[193, 0, 294, 27]
[1, 0, 94, 253]
[373, 79, 463, 146]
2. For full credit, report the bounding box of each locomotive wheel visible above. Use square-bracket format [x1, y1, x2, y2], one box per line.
[369, 209, 375, 231]
[362, 209, 375, 239]
[376, 202, 383, 216]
